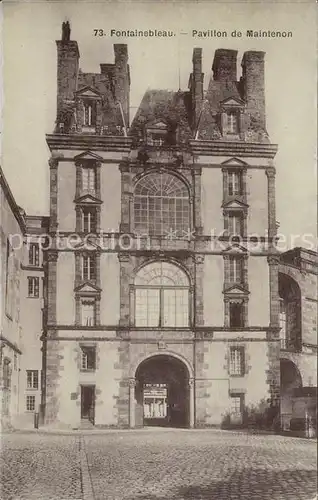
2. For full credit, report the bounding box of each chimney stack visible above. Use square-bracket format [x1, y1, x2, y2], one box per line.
[56, 22, 79, 120]
[212, 49, 237, 82]
[189, 48, 204, 129]
[114, 44, 130, 129]
[241, 51, 266, 128]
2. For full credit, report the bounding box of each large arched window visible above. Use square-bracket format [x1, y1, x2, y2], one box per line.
[134, 173, 190, 237]
[134, 262, 190, 327]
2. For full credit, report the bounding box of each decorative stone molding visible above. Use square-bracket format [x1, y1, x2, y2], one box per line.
[118, 252, 131, 263]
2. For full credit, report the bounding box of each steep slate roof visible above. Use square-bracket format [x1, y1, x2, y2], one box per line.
[129, 89, 192, 142]
[196, 80, 243, 140]
[77, 70, 123, 132]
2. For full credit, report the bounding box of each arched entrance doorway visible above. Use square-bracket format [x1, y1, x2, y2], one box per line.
[134, 355, 192, 428]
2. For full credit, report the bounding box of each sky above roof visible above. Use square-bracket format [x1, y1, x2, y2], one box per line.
[1, 1, 317, 250]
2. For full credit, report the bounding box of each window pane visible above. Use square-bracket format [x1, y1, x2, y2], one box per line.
[81, 300, 95, 326]
[229, 348, 243, 375]
[230, 396, 242, 414]
[135, 288, 160, 327]
[134, 173, 189, 236]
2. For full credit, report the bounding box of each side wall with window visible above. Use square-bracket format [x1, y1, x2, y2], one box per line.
[200, 338, 270, 426]
[18, 236, 45, 427]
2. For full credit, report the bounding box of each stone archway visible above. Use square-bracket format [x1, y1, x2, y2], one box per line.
[130, 354, 194, 429]
[280, 358, 302, 429]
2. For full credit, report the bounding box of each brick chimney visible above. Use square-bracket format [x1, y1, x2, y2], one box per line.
[56, 22, 79, 121]
[189, 48, 204, 129]
[114, 44, 130, 129]
[241, 51, 266, 128]
[212, 49, 237, 82]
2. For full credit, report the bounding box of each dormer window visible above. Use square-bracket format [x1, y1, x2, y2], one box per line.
[83, 100, 97, 128]
[225, 112, 239, 134]
[145, 121, 174, 147]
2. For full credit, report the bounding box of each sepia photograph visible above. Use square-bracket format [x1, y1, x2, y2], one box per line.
[0, 1, 317, 499]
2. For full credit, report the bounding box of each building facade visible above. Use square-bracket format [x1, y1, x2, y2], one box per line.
[1, 22, 316, 431]
[0, 167, 48, 429]
[44, 23, 282, 429]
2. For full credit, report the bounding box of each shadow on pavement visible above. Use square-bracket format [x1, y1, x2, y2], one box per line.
[177, 469, 317, 500]
[127, 469, 317, 500]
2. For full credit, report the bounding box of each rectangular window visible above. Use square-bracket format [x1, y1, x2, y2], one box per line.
[81, 299, 96, 326]
[228, 171, 243, 196]
[82, 167, 96, 193]
[225, 112, 239, 134]
[27, 277, 39, 298]
[81, 255, 96, 281]
[229, 347, 245, 376]
[135, 289, 160, 327]
[29, 243, 39, 266]
[26, 370, 39, 389]
[26, 395, 36, 412]
[229, 302, 244, 327]
[81, 207, 97, 233]
[228, 213, 243, 236]
[230, 394, 244, 417]
[83, 100, 97, 127]
[229, 258, 244, 283]
[80, 346, 96, 371]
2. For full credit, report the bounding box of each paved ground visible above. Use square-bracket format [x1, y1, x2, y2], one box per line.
[0, 429, 317, 500]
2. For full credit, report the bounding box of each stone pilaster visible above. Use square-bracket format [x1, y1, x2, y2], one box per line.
[96, 161, 102, 200]
[268, 255, 280, 328]
[75, 206, 81, 233]
[266, 167, 277, 240]
[129, 378, 136, 428]
[118, 253, 133, 326]
[75, 161, 82, 198]
[49, 158, 59, 233]
[119, 164, 132, 233]
[189, 378, 195, 428]
[193, 167, 202, 234]
[193, 254, 205, 327]
[47, 251, 58, 326]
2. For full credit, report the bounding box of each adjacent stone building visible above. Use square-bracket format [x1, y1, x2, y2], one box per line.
[0, 167, 48, 429]
[1, 22, 316, 431]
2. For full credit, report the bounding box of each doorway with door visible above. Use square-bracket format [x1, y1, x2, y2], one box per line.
[80, 385, 95, 424]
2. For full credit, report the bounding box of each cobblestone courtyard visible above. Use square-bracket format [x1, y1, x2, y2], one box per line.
[0, 429, 317, 500]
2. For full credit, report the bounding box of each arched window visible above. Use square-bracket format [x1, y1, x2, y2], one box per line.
[134, 262, 189, 327]
[134, 173, 190, 237]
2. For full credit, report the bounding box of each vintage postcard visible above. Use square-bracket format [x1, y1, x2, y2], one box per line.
[0, 1, 317, 499]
